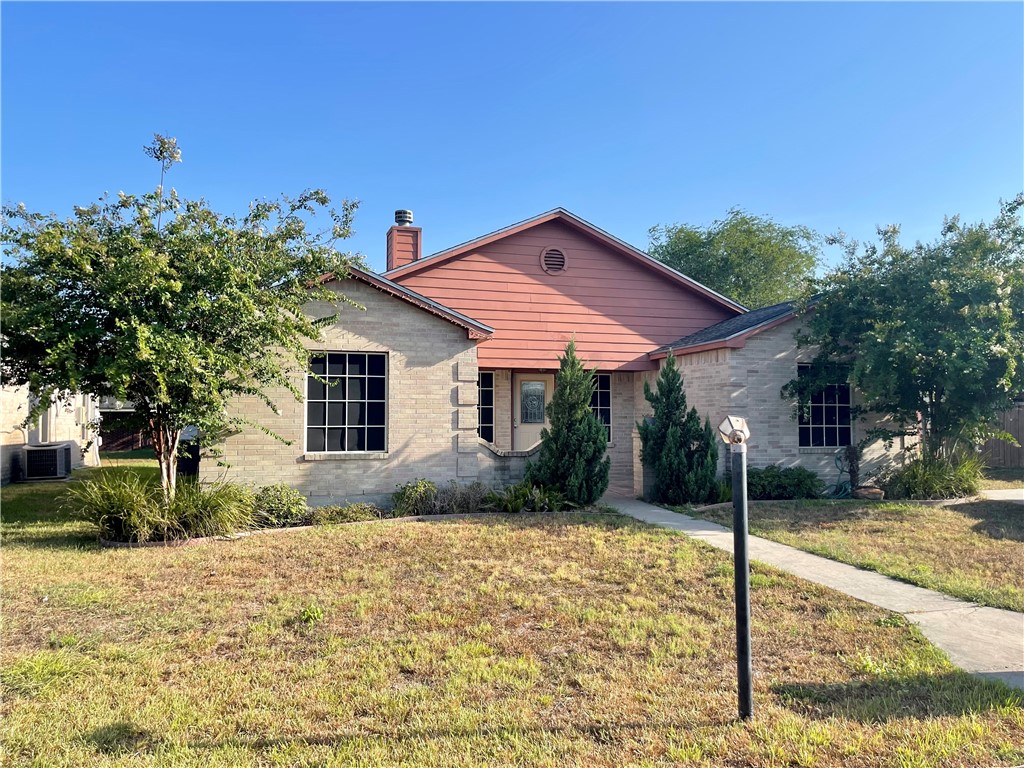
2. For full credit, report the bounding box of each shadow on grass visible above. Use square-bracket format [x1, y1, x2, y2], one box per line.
[773, 670, 1023, 722]
[687, 499, 873, 535]
[160, 717, 734, 753]
[946, 500, 1024, 543]
[88, 721, 154, 754]
[413, 510, 653, 535]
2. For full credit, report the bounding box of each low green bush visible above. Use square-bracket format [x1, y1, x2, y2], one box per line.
[483, 483, 533, 514]
[716, 478, 733, 504]
[65, 475, 255, 542]
[744, 465, 823, 500]
[483, 482, 575, 514]
[310, 502, 389, 524]
[879, 453, 983, 500]
[252, 483, 309, 528]
[392, 478, 438, 517]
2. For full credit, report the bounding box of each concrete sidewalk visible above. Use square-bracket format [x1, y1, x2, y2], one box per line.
[981, 488, 1023, 504]
[606, 495, 1024, 690]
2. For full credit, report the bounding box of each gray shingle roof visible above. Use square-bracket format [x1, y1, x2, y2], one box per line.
[651, 300, 797, 355]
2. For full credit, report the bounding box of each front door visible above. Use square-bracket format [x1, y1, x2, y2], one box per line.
[512, 373, 554, 450]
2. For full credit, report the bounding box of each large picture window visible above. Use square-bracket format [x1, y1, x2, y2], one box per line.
[306, 352, 387, 452]
[797, 364, 851, 447]
[590, 373, 612, 442]
[478, 371, 494, 443]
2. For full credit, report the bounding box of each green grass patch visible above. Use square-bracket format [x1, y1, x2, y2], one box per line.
[683, 499, 1024, 611]
[3, 479, 1023, 766]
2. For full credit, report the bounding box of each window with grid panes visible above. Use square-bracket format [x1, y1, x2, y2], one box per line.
[590, 374, 612, 442]
[306, 353, 387, 452]
[477, 372, 495, 443]
[797, 364, 851, 447]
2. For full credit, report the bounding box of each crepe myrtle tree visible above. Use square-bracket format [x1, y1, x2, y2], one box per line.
[783, 195, 1024, 458]
[1, 134, 359, 501]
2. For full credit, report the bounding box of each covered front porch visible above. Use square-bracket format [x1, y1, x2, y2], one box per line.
[475, 368, 644, 495]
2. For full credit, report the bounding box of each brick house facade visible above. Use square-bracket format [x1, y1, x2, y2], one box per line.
[206, 209, 903, 504]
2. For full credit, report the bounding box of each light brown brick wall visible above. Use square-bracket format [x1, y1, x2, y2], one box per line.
[491, 369, 513, 450]
[202, 279, 480, 505]
[728, 320, 901, 481]
[607, 371, 637, 494]
[670, 319, 901, 483]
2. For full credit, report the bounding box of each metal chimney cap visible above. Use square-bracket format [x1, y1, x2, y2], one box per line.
[395, 209, 414, 226]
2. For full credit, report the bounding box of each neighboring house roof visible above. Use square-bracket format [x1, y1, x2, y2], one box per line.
[323, 266, 494, 340]
[650, 299, 799, 358]
[384, 208, 747, 314]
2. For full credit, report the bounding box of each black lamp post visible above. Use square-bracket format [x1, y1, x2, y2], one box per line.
[718, 415, 753, 721]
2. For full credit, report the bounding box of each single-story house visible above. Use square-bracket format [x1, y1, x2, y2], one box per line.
[205, 208, 901, 504]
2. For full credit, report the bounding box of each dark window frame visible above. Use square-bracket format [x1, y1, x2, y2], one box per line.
[797, 364, 852, 448]
[590, 373, 612, 443]
[305, 352, 388, 453]
[478, 371, 495, 443]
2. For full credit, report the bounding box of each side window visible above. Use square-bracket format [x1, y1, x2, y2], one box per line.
[797, 364, 851, 447]
[590, 374, 612, 442]
[478, 372, 494, 443]
[306, 352, 387, 452]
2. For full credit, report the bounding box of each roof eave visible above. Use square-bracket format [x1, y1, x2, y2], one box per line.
[321, 266, 494, 340]
[649, 309, 797, 359]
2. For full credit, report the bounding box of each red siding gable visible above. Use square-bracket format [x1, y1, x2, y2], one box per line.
[391, 219, 738, 371]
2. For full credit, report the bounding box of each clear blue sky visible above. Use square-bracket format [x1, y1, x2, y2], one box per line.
[3, 2, 1022, 273]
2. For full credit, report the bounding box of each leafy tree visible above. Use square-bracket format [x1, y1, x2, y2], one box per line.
[783, 196, 1024, 459]
[526, 340, 610, 506]
[649, 208, 821, 308]
[1, 134, 357, 500]
[637, 354, 719, 504]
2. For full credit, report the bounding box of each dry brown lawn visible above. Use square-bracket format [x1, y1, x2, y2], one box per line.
[2, 475, 1022, 767]
[686, 499, 1024, 612]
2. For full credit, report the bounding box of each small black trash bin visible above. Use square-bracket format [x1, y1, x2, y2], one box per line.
[177, 441, 201, 478]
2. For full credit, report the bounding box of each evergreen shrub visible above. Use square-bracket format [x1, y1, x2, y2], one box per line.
[637, 354, 718, 504]
[525, 340, 610, 506]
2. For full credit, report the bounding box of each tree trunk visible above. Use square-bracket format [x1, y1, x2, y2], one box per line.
[150, 416, 180, 504]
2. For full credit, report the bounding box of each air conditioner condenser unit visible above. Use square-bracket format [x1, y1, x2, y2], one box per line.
[23, 442, 74, 480]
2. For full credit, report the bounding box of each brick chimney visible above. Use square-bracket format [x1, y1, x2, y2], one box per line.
[386, 209, 422, 271]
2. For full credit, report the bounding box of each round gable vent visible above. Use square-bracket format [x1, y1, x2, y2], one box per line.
[540, 246, 567, 274]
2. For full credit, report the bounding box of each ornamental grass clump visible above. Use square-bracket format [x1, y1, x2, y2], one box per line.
[169, 481, 256, 538]
[880, 452, 984, 500]
[64, 472, 178, 543]
[64, 473, 255, 543]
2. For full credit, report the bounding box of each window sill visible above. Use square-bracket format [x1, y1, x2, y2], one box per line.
[303, 452, 388, 461]
[799, 447, 845, 455]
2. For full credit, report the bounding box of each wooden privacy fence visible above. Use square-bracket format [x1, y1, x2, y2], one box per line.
[982, 404, 1023, 468]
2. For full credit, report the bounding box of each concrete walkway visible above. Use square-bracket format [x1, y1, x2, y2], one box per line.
[606, 495, 1024, 690]
[981, 488, 1024, 504]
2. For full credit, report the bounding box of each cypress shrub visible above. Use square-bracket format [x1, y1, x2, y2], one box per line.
[637, 354, 719, 504]
[526, 340, 610, 506]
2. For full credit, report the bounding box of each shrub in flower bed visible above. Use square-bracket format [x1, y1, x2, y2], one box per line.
[391, 479, 489, 516]
[743, 465, 823, 500]
[310, 502, 391, 524]
[252, 483, 310, 528]
[65, 474, 255, 543]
